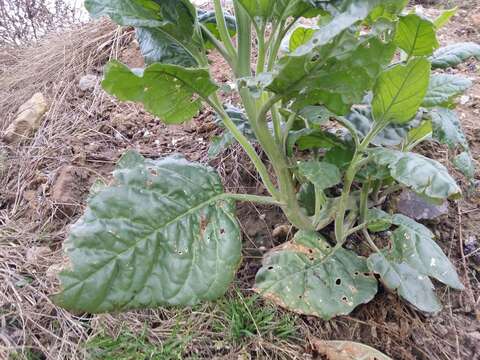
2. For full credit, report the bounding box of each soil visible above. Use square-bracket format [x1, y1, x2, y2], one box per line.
[0, 3, 480, 360]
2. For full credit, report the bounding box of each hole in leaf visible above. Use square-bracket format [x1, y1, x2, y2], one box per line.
[363, 272, 371, 277]
[220, 228, 225, 234]
[342, 296, 348, 302]
[354, 271, 359, 276]
[268, 266, 274, 270]
[335, 278, 342, 286]
[308, 248, 313, 254]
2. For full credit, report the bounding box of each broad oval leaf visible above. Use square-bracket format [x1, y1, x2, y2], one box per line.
[311, 339, 393, 360]
[423, 74, 472, 108]
[372, 58, 431, 123]
[298, 161, 341, 190]
[255, 230, 378, 319]
[367, 253, 442, 313]
[370, 148, 461, 202]
[453, 151, 475, 180]
[429, 107, 468, 149]
[102, 61, 217, 124]
[390, 215, 464, 290]
[394, 14, 439, 57]
[53, 152, 241, 313]
[430, 42, 480, 69]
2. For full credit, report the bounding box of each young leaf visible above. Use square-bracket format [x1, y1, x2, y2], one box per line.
[430, 42, 480, 69]
[255, 231, 378, 319]
[429, 107, 468, 149]
[297, 161, 341, 190]
[405, 120, 432, 146]
[53, 152, 241, 313]
[391, 214, 464, 289]
[370, 148, 461, 202]
[453, 152, 475, 180]
[102, 61, 217, 124]
[422, 74, 472, 108]
[394, 14, 439, 57]
[367, 254, 442, 313]
[372, 58, 431, 124]
[367, 208, 392, 232]
[289, 27, 315, 52]
[433, 7, 457, 29]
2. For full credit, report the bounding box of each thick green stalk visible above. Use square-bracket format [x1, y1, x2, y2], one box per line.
[225, 193, 283, 205]
[234, 3, 252, 77]
[213, 0, 237, 62]
[199, 23, 234, 68]
[255, 23, 267, 74]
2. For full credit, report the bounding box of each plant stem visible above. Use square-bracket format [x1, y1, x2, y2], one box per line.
[234, 2, 251, 77]
[313, 187, 326, 227]
[199, 23, 234, 67]
[207, 94, 279, 198]
[213, 0, 237, 62]
[255, 23, 267, 74]
[224, 193, 284, 205]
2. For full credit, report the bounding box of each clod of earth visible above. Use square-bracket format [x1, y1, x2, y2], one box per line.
[2, 92, 48, 143]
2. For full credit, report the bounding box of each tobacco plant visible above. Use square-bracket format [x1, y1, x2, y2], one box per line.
[53, 0, 480, 318]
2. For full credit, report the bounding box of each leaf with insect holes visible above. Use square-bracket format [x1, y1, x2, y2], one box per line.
[53, 151, 241, 313]
[422, 74, 472, 108]
[255, 230, 378, 319]
[102, 61, 217, 124]
[430, 42, 480, 69]
[372, 58, 431, 124]
[298, 161, 341, 190]
[394, 14, 439, 56]
[370, 148, 461, 203]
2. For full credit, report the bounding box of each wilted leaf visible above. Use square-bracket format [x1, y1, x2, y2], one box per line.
[395, 14, 439, 56]
[311, 339, 393, 360]
[372, 58, 431, 123]
[53, 152, 241, 313]
[255, 230, 377, 319]
[370, 148, 461, 202]
[102, 61, 217, 124]
[423, 74, 472, 108]
[430, 42, 480, 69]
[298, 161, 341, 190]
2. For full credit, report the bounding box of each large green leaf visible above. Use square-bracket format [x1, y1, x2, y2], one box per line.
[255, 230, 378, 319]
[86, 0, 202, 65]
[372, 58, 431, 123]
[53, 152, 241, 313]
[394, 14, 439, 56]
[102, 61, 217, 124]
[423, 74, 472, 108]
[370, 148, 461, 202]
[297, 161, 341, 190]
[430, 42, 480, 69]
[136, 28, 197, 66]
[391, 214, 464, 289]
[367, 254, 441, 312]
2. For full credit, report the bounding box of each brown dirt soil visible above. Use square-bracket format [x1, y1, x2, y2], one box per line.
[1, 4, 480, 360]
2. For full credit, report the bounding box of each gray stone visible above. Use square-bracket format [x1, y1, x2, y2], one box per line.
[396, 189, 448, 220]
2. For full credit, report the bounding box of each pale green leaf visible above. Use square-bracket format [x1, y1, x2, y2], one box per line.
[453, 152, 475, 180]
[367, 208, 392, 232]
[372, 58, 431, 123]
[394, 14, 439, 56]
[289, 27, 315, 52]
[53, 152, 241, 313]
[423, 74, 472, 108]
[298, 161, 341, 190]
[255, 231, 377, 319]
[433, 7, 457, 29]
[370, 148, 461, 202]
[367, 254, 441, 312]
[102, 61, 217, 124]
[430, 42, 480, 69]
[429, 107, 468, 149]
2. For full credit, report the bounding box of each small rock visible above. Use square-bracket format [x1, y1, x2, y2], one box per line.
[395, 190, 448, 220]
[78, 74, 99, 92]
[51, 165, 89, 216]
[464, 236, 480, 266]
[3, 93, 48, 143]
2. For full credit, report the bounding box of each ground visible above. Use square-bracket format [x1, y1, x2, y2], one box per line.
[0, 2, 479, 360]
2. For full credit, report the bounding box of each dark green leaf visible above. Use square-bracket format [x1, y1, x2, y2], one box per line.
[430, 42, 480, 69]
[198, 10, 236, 49]
[102, 61, 217, 124]
[372, 58, 431, 123]
[370, 148, 461, 202]
[324, 146, 355, 170]
[53, 152, 241, 313]
[287, 129, 346, 156]
[368, 253, 441, 312]
[255, 230, 377, 319]
[423, 74, 472, 108]
[394, 14, 439, 56]
[298, 161, 341, 190]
